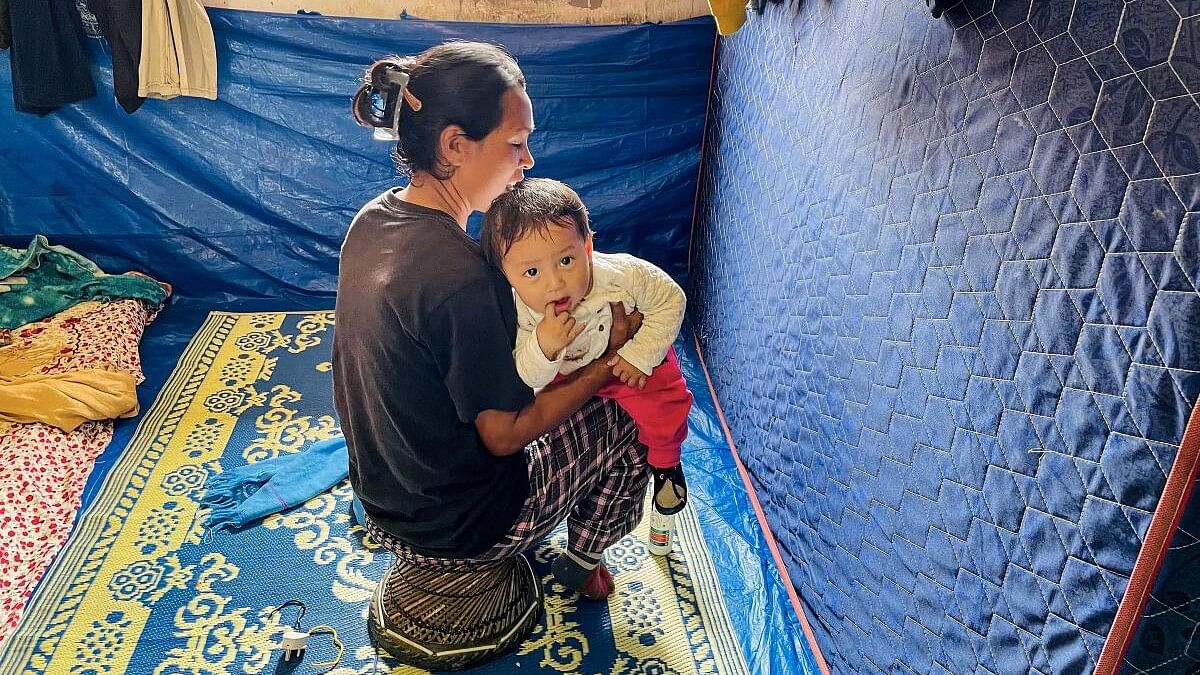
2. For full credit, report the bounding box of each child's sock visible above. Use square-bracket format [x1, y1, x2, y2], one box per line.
[563, 549, 601, 571]
[652, 464, 688, 515]
[552, 549, 614, 600]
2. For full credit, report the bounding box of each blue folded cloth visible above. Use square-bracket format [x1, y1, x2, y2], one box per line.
[352, 494, 367, 528]
[202, 436, 349, 529]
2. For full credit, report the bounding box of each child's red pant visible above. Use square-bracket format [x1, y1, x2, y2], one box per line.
[595, 346, 692, 469]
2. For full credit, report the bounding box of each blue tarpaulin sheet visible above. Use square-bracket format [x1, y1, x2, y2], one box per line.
[1, 10, 712, 300]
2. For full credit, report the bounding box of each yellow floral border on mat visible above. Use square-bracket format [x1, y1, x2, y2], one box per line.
[0, 312, 750, 675]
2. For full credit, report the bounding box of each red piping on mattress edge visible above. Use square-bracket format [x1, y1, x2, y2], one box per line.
[692, 334, 832, 675]
[1095, 401, 1200, 674]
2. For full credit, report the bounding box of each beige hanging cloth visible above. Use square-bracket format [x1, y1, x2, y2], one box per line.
[138, 0, 217, 100]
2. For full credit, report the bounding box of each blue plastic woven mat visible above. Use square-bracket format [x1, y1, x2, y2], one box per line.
[6, 309, 819, 675]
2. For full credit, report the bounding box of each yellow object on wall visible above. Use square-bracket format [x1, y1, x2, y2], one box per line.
[706, 0, 746, 35]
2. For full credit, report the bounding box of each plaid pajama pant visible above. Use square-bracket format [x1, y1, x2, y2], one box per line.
[365, 397, 648, 570]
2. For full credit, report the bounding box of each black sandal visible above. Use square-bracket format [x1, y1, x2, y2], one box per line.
[651, 465, 688, 515]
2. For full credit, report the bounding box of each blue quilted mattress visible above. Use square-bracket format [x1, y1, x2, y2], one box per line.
[692, 0, 1200, 673]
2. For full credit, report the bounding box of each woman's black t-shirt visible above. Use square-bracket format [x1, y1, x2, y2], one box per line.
[333, 190, 534, 558]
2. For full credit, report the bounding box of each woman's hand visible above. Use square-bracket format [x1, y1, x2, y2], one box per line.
[475, 303, 642, 457]
[606, 302, 643, 353]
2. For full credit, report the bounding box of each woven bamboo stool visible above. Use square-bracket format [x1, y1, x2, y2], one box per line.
[367, 554, 543, 670]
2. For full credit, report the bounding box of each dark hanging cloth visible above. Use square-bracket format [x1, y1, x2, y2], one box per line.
[89, 0, 144, 113]
[927, 0, 954, 18]
[0, 0, 11, 50]
[6, 0, 97, 115]
[76, 0, 104, 38]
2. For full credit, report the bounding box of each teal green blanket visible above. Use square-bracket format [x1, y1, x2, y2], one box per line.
[1, 236, 169, 329]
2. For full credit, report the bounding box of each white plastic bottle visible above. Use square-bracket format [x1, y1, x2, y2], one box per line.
[647, 508, 674, 555]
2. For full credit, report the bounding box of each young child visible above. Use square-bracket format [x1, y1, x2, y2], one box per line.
[483, 178, 692, 556]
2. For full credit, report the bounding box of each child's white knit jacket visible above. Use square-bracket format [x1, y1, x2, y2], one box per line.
[513, 252, 686, 389]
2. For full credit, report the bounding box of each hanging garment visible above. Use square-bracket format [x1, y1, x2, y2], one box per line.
[139, 0, 216, 100]
[927, 0, 953, 18]
[75, 0, 102, 37]
[5, 0, 96, 114]
[90, 0, 145, 112]
[0, 0, 11, 50]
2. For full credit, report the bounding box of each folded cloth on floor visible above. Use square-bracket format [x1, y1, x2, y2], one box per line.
[0, 336, 139, 430]
[0, 235, 169, 329]
[202, 436, 349, 529]
[0, 297, 160, 643]
[0, 369, 138, 431]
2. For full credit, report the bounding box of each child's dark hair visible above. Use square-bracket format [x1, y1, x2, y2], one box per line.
[482, 179, 592, 265]
[352, 42, 525, 178]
